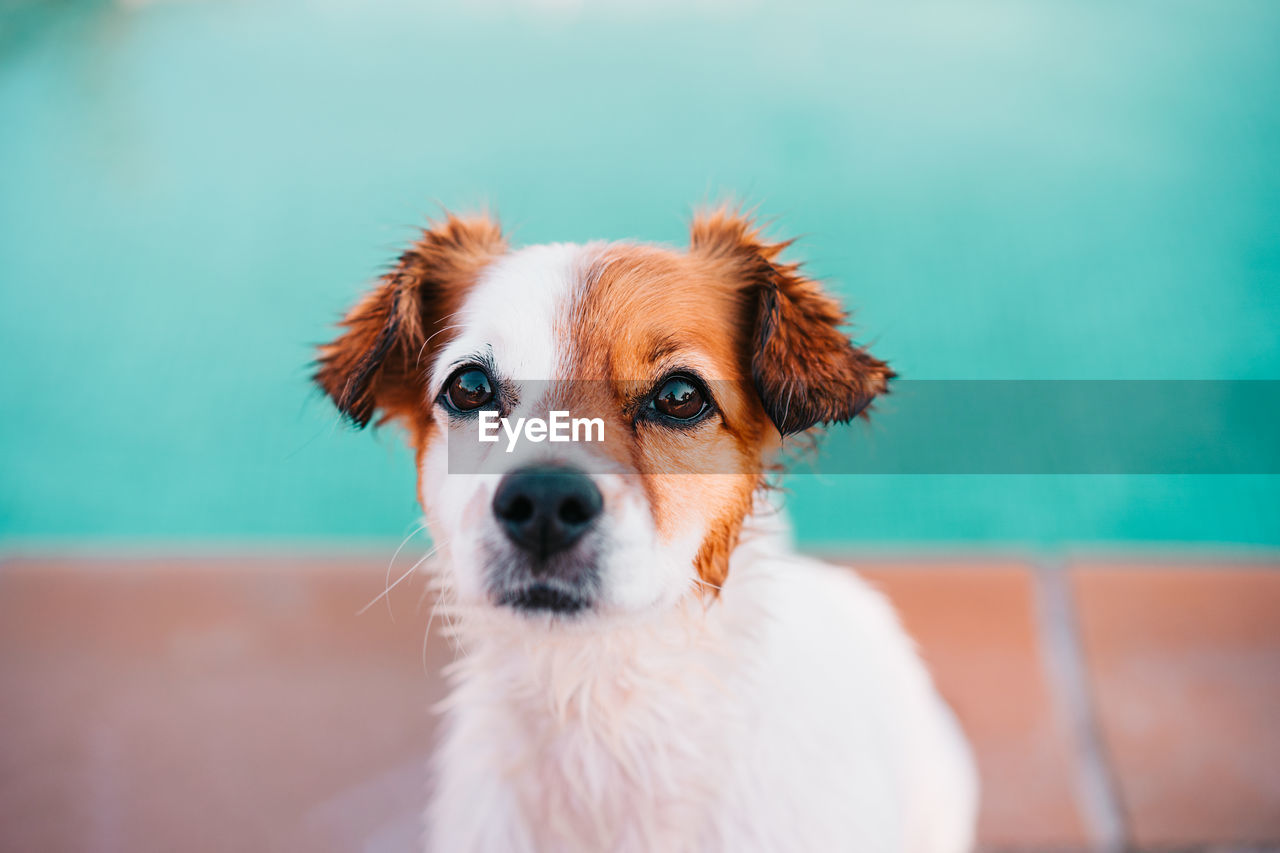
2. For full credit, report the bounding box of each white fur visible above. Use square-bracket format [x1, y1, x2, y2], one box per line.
[415, 244, 978, 852]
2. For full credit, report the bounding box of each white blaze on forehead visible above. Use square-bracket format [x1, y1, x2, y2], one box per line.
[433, 242, 599, 388]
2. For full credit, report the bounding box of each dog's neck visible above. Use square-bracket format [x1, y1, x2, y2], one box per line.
[434, 503, 793, 713]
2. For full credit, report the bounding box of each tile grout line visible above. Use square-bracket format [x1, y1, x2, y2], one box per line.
[1032, 558, 1128, 853]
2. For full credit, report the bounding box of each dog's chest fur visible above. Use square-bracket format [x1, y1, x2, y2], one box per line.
[430, 592, 764, 852]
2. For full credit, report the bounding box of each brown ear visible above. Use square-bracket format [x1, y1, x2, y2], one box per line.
[691, 207, 893, 436]
[313, 213, 506, 428]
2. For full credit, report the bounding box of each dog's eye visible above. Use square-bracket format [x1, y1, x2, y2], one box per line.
[443, 367, 494, 412]
[651, 375, 708, 421]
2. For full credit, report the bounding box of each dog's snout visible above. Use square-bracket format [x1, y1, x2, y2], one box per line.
[493, 467, 602, 560]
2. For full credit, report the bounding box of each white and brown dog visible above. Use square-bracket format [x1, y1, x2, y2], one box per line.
[315, 208, 977, 852]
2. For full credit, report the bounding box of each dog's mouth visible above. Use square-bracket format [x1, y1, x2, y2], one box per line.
[495, 582, 592, 615]
[485, 540, 601, 616]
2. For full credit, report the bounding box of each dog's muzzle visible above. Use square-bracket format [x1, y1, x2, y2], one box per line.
[490, 466, 602, 613]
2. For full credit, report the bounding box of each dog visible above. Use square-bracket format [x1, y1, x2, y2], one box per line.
[314, 207, 978, 852]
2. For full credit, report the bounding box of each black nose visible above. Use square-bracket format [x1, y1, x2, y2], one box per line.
[492, 467, 603, 559]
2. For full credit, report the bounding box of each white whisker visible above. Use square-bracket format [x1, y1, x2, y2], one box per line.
[359, 541, 441, 617]
[380, 521, 428, 622]
[423, 590, 448, 676]
[417, 321, 467, 367]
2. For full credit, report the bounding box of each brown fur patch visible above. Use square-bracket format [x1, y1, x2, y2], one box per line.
[556, 243, 756, 588]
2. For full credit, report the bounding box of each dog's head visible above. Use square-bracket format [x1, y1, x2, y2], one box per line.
[315, 208, 891, 621]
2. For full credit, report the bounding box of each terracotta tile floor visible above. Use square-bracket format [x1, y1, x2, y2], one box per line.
[857, 562, 1091, 849]
[0, 552, 1277, 852]
[1070, 562, 1280, 849]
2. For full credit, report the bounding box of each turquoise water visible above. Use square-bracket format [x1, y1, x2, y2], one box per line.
[2, 0, 1278, 544]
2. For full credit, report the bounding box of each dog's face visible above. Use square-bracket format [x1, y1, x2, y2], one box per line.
[315, 209, 890, 621]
